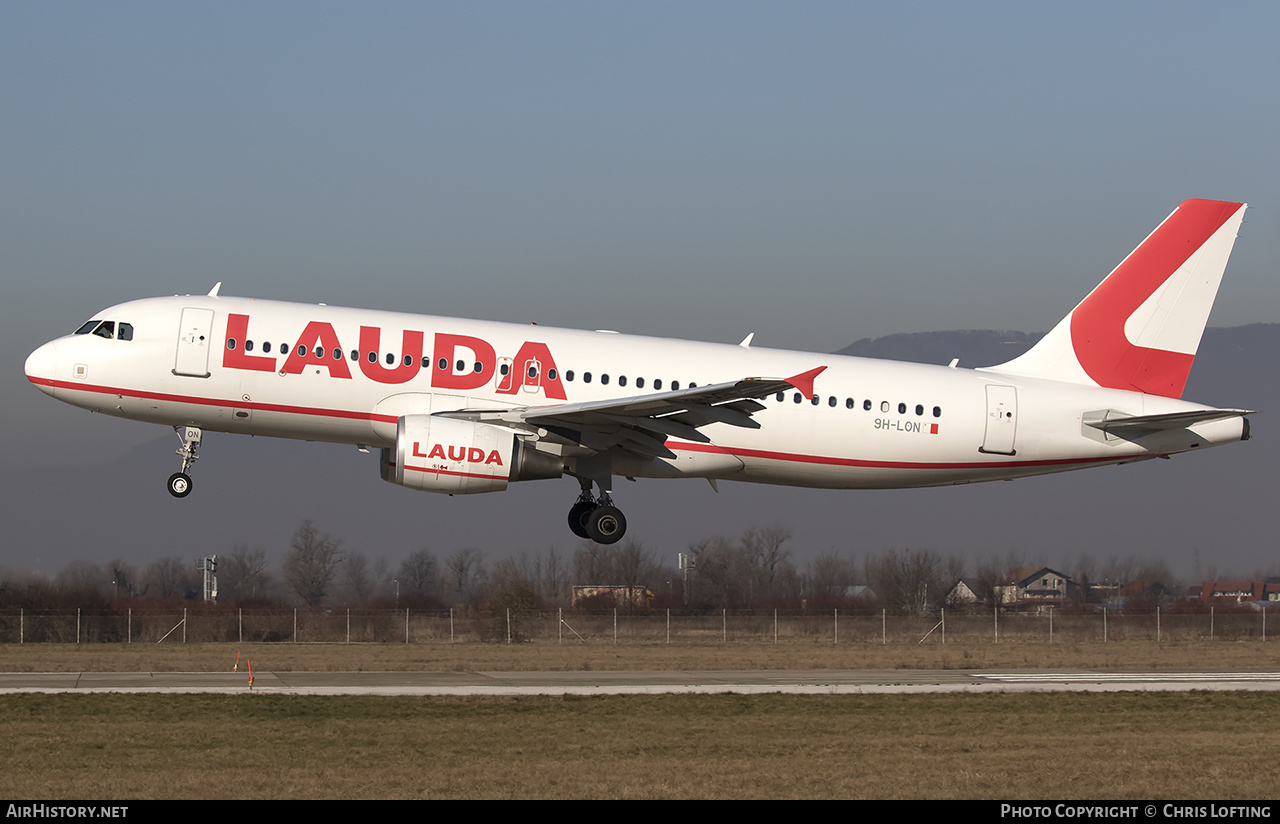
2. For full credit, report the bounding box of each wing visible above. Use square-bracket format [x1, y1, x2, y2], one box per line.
[440, 366, 826, 459]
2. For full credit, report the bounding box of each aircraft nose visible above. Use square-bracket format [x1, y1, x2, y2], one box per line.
[25, 340, 59, 393]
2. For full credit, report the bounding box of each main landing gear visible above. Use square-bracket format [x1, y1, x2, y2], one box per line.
[168, 425, 202, 498]
[567, 476, 627, 544]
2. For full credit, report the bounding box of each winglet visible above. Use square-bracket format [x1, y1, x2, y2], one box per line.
[207, 282, 222, 297]
[785, 366, 827, 399]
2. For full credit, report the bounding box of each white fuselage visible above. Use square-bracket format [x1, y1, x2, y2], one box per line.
[25, 294, 1247, 491]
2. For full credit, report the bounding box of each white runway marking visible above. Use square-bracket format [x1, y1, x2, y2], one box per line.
[1, 670, 1279, 696]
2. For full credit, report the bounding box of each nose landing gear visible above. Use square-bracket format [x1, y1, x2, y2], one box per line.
[168, 426, 202, 498]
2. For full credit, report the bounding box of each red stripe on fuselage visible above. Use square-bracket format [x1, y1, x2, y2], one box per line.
[29, 375, 1141, 474]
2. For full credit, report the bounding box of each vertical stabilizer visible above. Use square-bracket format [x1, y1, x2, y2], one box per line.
[985, 199, 1246, 398]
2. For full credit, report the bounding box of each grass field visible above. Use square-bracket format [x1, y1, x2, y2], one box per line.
[1, 638, 1277, 672]
[2, 641, 1277, 800]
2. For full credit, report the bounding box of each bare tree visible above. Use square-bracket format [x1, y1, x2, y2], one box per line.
[866, 548, 948, 615]
[281, 520, 343, 606]
[140, 557, 196, 600]
[398, 548, 439, 600]
[444, 547, 486, 607]
[219, 544, 272, 602]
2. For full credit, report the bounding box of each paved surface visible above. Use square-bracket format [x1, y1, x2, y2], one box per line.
[2, 670, 1279, 695]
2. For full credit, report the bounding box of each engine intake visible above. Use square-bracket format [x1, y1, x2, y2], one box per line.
[380, 414, 561, 494]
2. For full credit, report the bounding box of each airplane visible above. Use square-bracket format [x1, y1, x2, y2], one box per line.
[24, 198, 1253, 545]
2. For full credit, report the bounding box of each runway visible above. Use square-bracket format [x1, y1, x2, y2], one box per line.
[2, 669, 1280, 695]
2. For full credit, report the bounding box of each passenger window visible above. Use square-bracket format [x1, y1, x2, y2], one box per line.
[864, 399, 873, 411]
[776, 392, 785, 402]
[794, 393, 802, 404]
[385, 353, 395, 365]
[653, 379, 663, 390]
[933, 406, 942, 417]
[226, 338, 237, 350]
[619, 376, 627, 387]
[845, 398, 854, 409]
[565, 370, 574, 381]
[897, 402, 906, 414]
[298, 345, 307, 357]
[245, 340, 254, 352]
[635, 377, 644, 389]
[601, 374, 610, 385]
[828, 396, 836, 407]
[881, 401, 890, 412]
[915, 404, 924, 416]
[404, 355, 413, 367]
[548, 368, 557, 380]
[671, 381, 679, 391]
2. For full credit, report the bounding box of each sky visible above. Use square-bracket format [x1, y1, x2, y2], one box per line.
[3, 2, 1278, 582]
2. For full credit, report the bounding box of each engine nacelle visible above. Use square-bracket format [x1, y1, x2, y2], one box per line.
[380, 414, 562, 494]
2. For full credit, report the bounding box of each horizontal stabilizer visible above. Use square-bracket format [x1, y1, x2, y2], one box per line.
[1084, 408, 1255, 437]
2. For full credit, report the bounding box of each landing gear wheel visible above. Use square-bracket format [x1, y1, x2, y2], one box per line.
[167, 472, 193, 498]
[585, 505, 626, 544]
[568, 501, 596, 539]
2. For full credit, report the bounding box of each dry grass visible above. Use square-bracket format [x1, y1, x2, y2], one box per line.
[3, 641, 1276, 800]
[0, 639, 1275, 673]
[1, 691, 1277, 799]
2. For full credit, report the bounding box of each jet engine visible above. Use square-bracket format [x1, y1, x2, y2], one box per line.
[380, 414, 562, 494]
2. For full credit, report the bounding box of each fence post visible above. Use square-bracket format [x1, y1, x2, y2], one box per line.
[183, 607, 187, 643]
[667, 608, 670, 644]
[774, 609, 777, 644]
[941, 608, 945, 644]
[723, 609, 726, 643]
[449, 607, 454, 643]
[77, 608, 80, 644]
[881, 608, 886, 644]
[560, 607, 563, 644]
[128, 608, 132, 644]
[1210, 606, 1214, 640]
[1049, 607, 1053, 643]
[1157, 606, 1161, 643]
[239, 608, 243, 645]
[406, 608, 410, 644]
[294, 608, 297, 643]
[20, 608, 23, 644]
[834, 608, 838, 644]
[1103, 604, 1107, 643]
[347, 608, 351, 643]
[507, 608, 512, 644]
[994, 606, 999, 644]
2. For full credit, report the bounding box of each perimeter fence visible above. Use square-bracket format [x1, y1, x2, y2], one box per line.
[0, 606, 1274, 644]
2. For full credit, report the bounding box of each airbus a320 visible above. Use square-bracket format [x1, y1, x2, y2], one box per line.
[25, 199, 1253, 544]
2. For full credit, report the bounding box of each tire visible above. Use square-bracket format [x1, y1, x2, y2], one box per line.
[567, 501, 596, 539]
[168, 472, 193, 498]
[585, 505, 626, 544]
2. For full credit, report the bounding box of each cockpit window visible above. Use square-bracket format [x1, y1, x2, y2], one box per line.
[75, 320, 101, 335]
[118, 323, 133, 341]
[92, 321, 115, 339]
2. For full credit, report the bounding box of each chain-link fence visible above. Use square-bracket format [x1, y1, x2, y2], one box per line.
[0, 606, 1274, 644]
